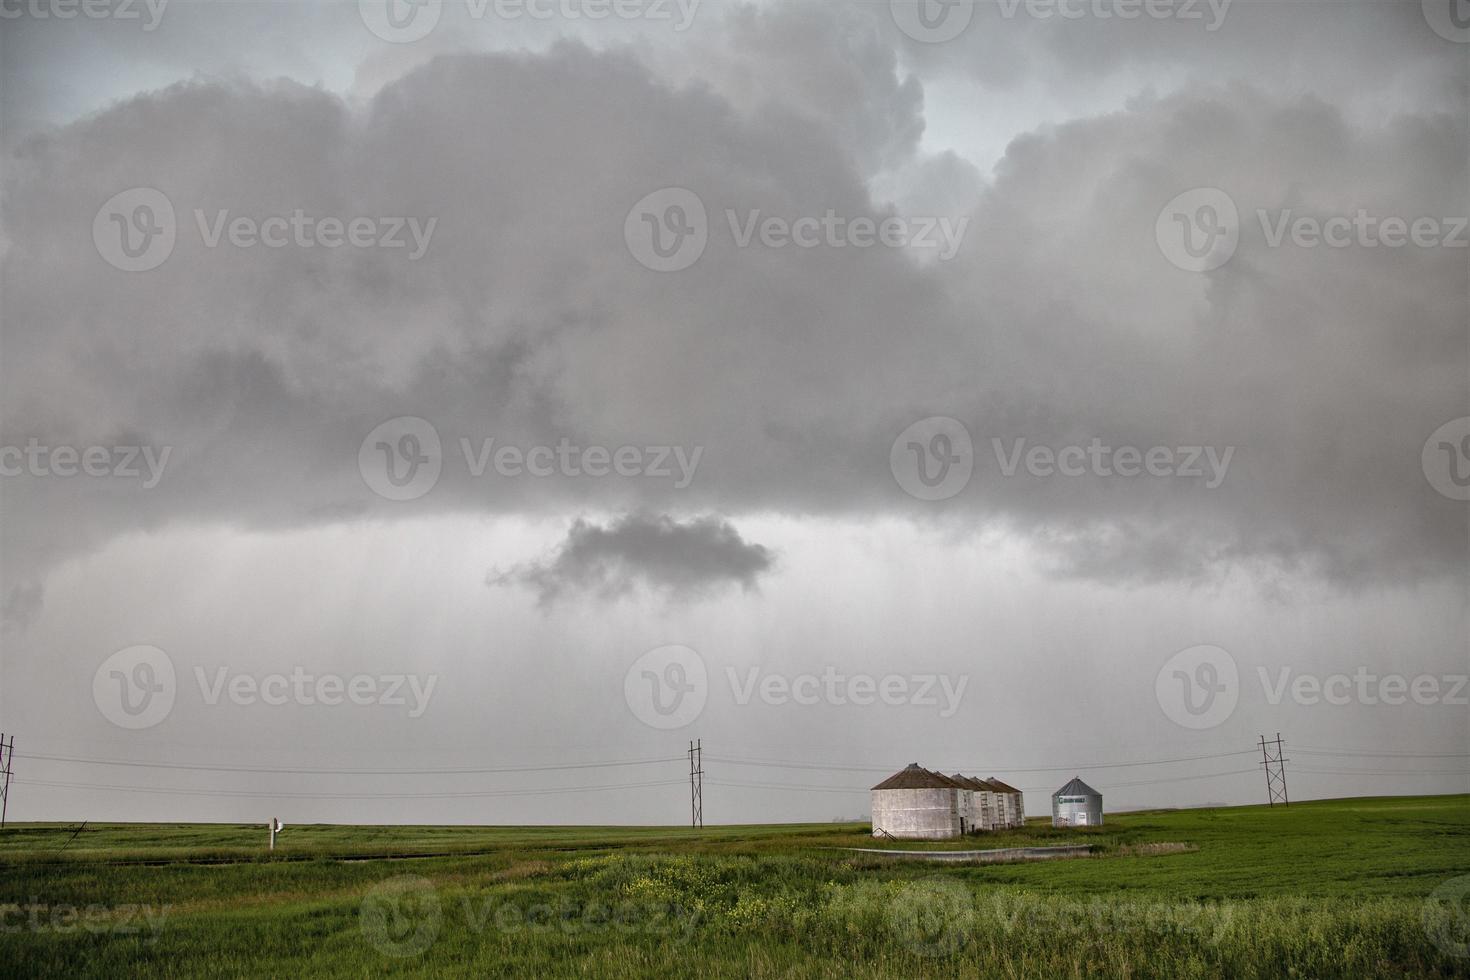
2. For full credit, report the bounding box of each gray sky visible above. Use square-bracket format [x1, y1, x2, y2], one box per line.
[1, 0, 1466, 824]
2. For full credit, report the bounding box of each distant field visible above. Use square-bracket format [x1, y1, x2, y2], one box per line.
[3, 795, 1468, 977]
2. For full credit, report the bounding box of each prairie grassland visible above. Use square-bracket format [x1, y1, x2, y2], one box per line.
[2, 795, 1467, 978]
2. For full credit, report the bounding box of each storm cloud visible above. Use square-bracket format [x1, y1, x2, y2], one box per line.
[490, 513, 774, 605]
[0, 2, 1464, 618]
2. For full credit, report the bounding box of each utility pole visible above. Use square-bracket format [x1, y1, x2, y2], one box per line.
[0, 734, 13, 828]
[1258, 733, 1288, 806]
[688, 739, 703, 828]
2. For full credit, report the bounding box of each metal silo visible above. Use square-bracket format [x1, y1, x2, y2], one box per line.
[1051, 776, 1103, 827]
[870, 764, 964, 839]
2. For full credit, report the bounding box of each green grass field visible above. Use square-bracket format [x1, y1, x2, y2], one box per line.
[3, 795, 1468, 978]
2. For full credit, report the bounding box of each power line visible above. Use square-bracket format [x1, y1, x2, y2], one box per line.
[707, 749, 1257, 774]
[707, 767, 1262, 796]
[15, 752, 683, 776]
[1299, 758, 1470, 764]
[14, 776, 687, 801]
[1296, 767, 1470, 776]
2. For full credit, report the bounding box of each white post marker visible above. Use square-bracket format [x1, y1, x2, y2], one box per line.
[269, 817, 285, 851]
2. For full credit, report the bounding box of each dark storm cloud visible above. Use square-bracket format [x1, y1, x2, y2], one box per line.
[0, 5, 1465, 626]
[489, 513, 774, 604]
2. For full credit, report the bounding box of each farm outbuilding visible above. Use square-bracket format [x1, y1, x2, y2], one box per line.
[870, 764, 965, 839]
[986, 778, 1025, 828]
[1052, 777, 1103, 827]
[949, 773, 996, 830]
[870, 765, 1031, 837]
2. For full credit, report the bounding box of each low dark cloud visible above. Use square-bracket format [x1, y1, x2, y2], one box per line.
[0, 9, 1464, 608]
[490, 514, 774, 605]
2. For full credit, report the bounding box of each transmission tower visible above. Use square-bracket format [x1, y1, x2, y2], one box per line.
[689, 739, 703, 828]
[1258, 732, 1289, 806]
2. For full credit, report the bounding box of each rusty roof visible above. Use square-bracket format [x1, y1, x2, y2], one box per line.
[871, 763, 964, 791]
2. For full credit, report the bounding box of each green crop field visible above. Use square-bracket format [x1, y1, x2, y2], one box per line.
[2, 795, 1468, 978]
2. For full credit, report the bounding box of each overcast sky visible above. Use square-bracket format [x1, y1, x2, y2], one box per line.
[0, 0, 1466, 825]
